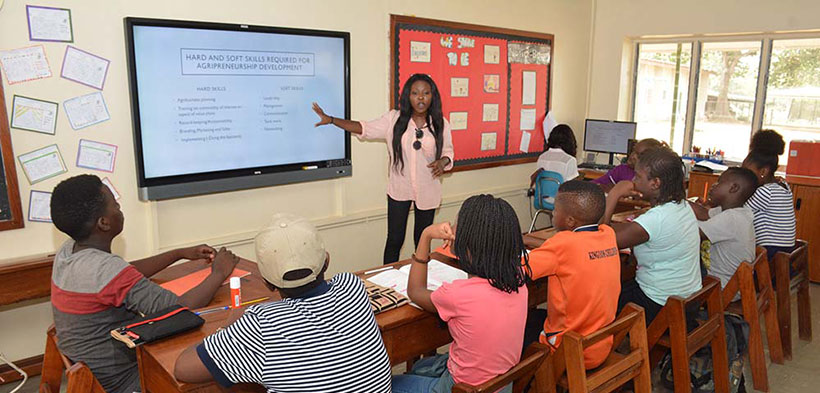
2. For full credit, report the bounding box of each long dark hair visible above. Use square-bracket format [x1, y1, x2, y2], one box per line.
[547, 124, 577, 157]
[746, 129, 785, 175]
[453, 194, 528, 293]
[392, 74, 444, 173]
[638, 147, 686, 205]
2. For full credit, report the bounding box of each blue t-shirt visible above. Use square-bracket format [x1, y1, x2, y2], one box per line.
[633, 201, 702, 305]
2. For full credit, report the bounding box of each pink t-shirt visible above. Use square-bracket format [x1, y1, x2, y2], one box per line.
[430, 277, 528, 386]
[359, 110, 454, 210]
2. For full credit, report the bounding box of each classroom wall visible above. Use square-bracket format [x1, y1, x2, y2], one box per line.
[587, 0, 820, 122]
[0, 0, 593, 361]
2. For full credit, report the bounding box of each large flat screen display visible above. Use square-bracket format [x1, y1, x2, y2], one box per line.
[125, 18, 350, 200]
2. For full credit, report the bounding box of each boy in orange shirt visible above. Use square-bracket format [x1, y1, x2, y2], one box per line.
[524, 180, 621, 369]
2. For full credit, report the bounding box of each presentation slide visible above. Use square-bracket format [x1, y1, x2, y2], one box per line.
[584, 121, 636, 154]
[132, 26, 346, 179]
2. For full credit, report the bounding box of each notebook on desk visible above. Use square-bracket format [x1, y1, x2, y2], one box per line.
[366, 260, 468, 308]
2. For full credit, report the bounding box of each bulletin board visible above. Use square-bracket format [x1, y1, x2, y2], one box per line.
[390, 15, 553, 172]
[0, 82, 24, 231]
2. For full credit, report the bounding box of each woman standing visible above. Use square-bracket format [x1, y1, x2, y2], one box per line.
[313, 74, 454, 264]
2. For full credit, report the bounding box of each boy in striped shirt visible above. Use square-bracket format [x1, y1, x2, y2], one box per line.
[174, 213, 391, 392]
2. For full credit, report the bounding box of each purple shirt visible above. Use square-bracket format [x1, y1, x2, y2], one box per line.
[592, 164, 635, 185]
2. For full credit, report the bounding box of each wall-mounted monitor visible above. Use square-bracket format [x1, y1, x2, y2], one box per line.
[124, 17, 351, 200]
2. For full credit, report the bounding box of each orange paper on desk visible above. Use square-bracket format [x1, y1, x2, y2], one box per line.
[160, 268, 250, 296]
[432, 244, 456, 259]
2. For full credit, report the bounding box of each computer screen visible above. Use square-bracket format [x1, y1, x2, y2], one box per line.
[125, 18, 350, 200]
[583, 119, 637, 155]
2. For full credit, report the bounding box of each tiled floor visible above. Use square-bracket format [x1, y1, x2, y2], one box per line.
[3, 285, 820, 393]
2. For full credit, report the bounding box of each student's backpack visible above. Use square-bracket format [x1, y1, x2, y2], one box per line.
[659, 314, 750, 393]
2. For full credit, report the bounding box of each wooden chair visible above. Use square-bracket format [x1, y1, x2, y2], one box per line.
[452, 342, 550, 393]
[720, 249, 784, 392]
[647, 276, 730, 393]
[547, 303, 652, 393]
[773, 240, 812, 360]
[39, 326, 105, 393]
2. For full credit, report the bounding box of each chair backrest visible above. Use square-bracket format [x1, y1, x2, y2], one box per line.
[40, 326, 105, 393]
[451, 342, 550, 393]
[534, 170, 564, 210]
[720, 251, 768, 308]
[561, 303, 652, 393]
[647, 276, 729, 393]
[773, 240, 809, 291]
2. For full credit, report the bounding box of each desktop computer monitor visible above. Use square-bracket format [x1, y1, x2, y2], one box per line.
[583, 119, 637, 164]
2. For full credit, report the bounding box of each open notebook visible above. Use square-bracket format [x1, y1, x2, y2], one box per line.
[366, 260, 468, 308]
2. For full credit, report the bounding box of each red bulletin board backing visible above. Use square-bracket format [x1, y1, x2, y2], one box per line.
[390, 15, 553, 172]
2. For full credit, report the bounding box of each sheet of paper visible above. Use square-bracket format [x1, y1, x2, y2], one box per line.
[160, 268, 251, 296]
[482, 103, 499, 122]
[522, 70, 537, 105]
[449, 112, 468, 130]
[398, 260, 467, 288]
[101, 177, 121, 200]
[694, 160, 728, 172]
[27, 5, 73, 42]
[18, 144, 67, 184]
[366, 269, 410, 297]
[11, 95, 58, 134]
[410, 41, 431, 62]
[450, 77, 469, 97]
[76, 139, 117, 172]
[520, 108, 536, 131]
[483, 74, 499, 93]
[28, 190, 52, 222]
[542, 110, 557, 141]
[0, 45, 51, 84]
[61, 46, 110, 90]
[484, 44, 500, 64]
[64, 92, 110, 130]
[481, 132, 497, 151]
[520, 131, 532, 153]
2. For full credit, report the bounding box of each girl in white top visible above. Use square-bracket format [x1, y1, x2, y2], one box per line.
[531, 124, 579, 186]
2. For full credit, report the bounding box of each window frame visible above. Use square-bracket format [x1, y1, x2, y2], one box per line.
[628, 30, 820, 162]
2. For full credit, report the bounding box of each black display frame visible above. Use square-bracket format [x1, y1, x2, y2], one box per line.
[124, 17, 352, 200]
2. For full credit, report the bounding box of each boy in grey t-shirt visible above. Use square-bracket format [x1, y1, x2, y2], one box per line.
[689, 167, 760, 288]
[49, 175, 239, 392]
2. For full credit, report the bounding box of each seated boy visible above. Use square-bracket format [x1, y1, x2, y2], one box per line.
[50, 174, 239, 393]
[689, 167, 759, 290]
[524, 180, 621, 369]
[174, 213, 392, 392]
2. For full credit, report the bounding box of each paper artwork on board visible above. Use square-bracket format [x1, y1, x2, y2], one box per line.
[508, 42, 551, 65]
[484, 45, 500, 64]
[520, 108, 536, 131]
[483, 74, 499, 93]
[410, 41, 431, 62]
[449, 112, 468, 130]
[450, 77, 469, 97]
[482, 103, 499, 122]
[481, 133, 497, 151]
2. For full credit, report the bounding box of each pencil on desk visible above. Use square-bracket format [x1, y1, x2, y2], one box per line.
[240, 297, 270, 306]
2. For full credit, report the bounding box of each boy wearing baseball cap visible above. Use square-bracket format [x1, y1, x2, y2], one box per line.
[174, 213, 392, 392]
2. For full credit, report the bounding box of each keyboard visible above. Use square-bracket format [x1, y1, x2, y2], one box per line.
[578, 162, 615, 171]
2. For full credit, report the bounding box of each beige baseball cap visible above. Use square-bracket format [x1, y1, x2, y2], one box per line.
[254, 213, 326, 288]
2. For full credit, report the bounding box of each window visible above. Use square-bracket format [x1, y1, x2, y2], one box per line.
[763, 38, 820, 164]
[631, 34, 820, 165]
[633, 43, 692, 154]
[692, 41, 761, 162]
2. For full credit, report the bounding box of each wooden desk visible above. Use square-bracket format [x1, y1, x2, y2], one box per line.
[137, 256, 548, 392]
